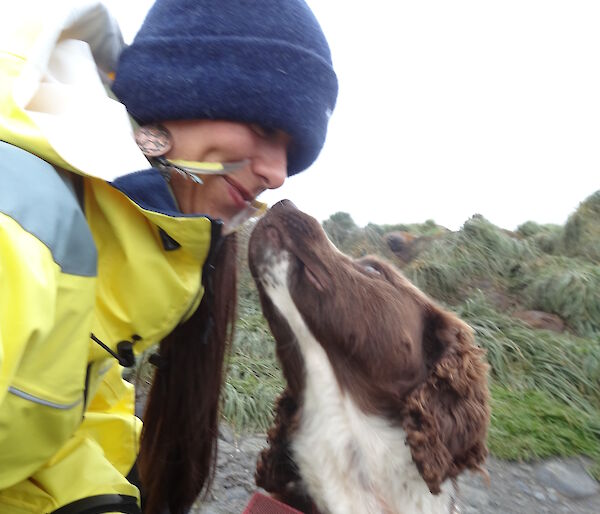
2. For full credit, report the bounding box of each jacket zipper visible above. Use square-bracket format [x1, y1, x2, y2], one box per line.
[178, 218, 224, 325]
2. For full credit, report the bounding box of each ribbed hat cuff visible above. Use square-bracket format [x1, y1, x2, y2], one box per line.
[113, 37, 338, 174]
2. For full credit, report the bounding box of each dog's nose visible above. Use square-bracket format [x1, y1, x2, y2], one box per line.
[272, 199, 298, 211]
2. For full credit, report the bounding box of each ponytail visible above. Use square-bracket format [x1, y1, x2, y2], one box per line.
[139, 232, 237, 514]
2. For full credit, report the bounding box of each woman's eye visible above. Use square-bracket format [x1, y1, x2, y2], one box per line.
[251, 124, 277, 139]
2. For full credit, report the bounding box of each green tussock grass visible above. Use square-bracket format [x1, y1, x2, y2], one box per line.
[562, 191, 600, 262]
[368, 219, 448, 238]
[222, 356, 283, 432]
[458, 294, 600, 412]
[458, 294, 600, 475]
[452, 215, 538, 277]
[322, 213, 398, 260]
[517, 221, 561, 239]
[408, 259, 464, 301]
[407, 215, 538, 301]
[511, 256, 600, 338]
[516, 221, 564, 255]
[222, 298, 284, 432]
[488, 385, 600, 479]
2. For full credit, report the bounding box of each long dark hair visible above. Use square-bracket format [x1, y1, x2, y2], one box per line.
[138, 232, 237, 514]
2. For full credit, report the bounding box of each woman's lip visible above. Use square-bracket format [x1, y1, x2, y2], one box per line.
[224, 176, 252, 207]
[224, 176, 252, 201]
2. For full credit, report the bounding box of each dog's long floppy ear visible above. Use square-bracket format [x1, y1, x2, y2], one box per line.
[402, 305, 490, 494]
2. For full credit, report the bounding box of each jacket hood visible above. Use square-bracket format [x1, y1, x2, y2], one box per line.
[0, 1, 150, 179]
[1, 1, 268, 237]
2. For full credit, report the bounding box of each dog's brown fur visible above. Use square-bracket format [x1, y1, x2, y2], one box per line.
[249, 200, 490, 512]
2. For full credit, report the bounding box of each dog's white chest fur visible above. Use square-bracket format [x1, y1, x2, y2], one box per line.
[259, 254, 453, 514]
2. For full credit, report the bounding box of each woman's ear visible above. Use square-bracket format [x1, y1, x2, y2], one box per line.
[402, 307, 490, 494]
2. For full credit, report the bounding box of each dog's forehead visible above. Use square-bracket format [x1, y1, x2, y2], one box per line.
[264, 201, 315, 227]
[261, 202, 329, 245]
[250, 202, 433, 321]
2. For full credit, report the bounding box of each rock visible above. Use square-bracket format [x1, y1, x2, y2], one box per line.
[223, 485, 251, 501]
[457, 483, 490, 510]
[512, 310, 565, 333]
[535, 459, 599, 499]
[239, 436, 267, 455]
[219, 424, 236, 444]
[547, 488, 559, 502]
[196, 505, 221, 514]
[218, 439, 237, 456]
[216, 449, 230, 468]
[216, 440, 237, 467]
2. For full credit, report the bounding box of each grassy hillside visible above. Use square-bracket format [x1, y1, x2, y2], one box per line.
[225, 190, 600, 476]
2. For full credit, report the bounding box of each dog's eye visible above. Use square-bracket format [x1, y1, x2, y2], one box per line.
[363, 264, 381, 276]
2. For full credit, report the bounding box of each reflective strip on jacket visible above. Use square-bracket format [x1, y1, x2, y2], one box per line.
[0, 2, 217, 511]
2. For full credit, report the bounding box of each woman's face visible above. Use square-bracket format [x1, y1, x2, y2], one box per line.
[161, 120, 290, 223]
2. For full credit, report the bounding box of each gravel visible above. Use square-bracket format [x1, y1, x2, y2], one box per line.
[192, 425, 600, 514]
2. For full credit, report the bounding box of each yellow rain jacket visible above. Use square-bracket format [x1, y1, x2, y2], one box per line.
[0, 2, 219, 512]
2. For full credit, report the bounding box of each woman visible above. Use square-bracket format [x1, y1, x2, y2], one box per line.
[0, 0, 338, 513]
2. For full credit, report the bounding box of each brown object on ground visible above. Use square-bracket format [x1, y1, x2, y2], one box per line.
[243, 492, 305, 514]
[512, 310, 565, 333]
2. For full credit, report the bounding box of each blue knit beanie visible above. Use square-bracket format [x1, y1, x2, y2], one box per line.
[113, 0, 338, 175]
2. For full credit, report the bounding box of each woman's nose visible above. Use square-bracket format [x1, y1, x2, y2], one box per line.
[253, 138, 289, 189]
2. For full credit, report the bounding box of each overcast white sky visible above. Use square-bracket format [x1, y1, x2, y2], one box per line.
[107, 0, 600, 231]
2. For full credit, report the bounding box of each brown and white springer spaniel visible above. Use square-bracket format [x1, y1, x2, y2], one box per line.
[248, 200, 490, 514]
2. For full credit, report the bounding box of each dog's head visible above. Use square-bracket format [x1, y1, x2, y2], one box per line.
[248, 200, 490, 493]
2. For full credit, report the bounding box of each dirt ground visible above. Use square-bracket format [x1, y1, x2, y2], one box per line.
[193, 425, 600, 514]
